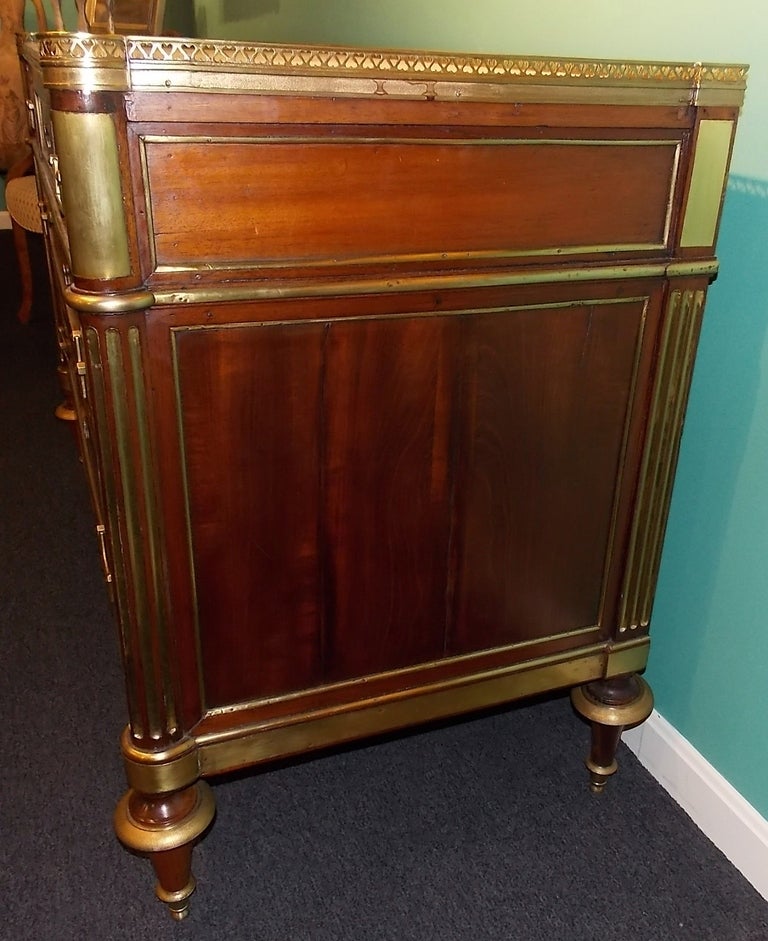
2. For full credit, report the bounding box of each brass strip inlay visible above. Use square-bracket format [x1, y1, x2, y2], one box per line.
[153, 261, 718, 308]
[196, 647, 608, 775]
[680, 120, 735, 248]
[50, 110, 131, 280]
[145, 134, 680, 146]
[156, 241, 668, 276]
[619, 288, 706, 632]
[174, 296, 649, 337]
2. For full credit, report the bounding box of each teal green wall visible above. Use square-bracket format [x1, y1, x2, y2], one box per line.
[191, 0, 768, 817]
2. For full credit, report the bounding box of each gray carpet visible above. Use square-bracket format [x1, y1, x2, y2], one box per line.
[2, 230, 768, 940]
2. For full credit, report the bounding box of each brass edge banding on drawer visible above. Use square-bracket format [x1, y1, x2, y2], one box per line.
[153, 261, 719, 307]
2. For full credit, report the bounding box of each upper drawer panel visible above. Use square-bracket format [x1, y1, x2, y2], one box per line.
[141, 134, 681, 275]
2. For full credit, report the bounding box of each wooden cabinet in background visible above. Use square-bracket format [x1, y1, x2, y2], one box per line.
[20, 33, 746, 920]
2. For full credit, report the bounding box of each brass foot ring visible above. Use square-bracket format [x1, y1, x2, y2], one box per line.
[114, 780, 216, 854]
[571, 676, 654, 728]
[156, 877, 197, 921]
[586, 757, 618, 793]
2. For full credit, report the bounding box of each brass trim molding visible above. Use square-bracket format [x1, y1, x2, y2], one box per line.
[192, 641, 646, 777]
[619, 288, 706, 633]
[64, 285, 155, 313]
[24, 34, 747, 106]
[153, 261, 719, 308]
[121, 730, 201, 794]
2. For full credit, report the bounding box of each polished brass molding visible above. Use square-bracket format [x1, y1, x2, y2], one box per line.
[121, 729, 201, 794]
[154, 263, 675, 308]
[604, 638, 650, 678]
[681, 120, 735, 248]
[25, 35, 747, 107]
[571, 677, 654, 728]
[619, 288, 705, 633]
[64, 285, 155, 314]
[50, 110, 131, 280]
[195, 647, 608, 777]
[666, 260, 719, 279]
[114, 780, 216, 855]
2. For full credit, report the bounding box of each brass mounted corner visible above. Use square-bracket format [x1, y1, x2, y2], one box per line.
[120, 728, 202, 795]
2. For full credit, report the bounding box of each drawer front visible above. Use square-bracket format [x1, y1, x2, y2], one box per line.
[141, 134, 681, 276]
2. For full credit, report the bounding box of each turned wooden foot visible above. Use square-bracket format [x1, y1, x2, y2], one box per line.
[571, 674, 653, 793]
[114, 781, 216, 920]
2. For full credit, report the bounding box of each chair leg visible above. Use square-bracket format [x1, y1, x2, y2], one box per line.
[11, 219, 34, 324]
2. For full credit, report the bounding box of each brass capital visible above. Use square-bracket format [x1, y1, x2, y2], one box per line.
[121, 728, 202, 794]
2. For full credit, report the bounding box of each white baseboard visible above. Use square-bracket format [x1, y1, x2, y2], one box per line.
[623, 711, 768, 901]
[0, 210, 11, 230]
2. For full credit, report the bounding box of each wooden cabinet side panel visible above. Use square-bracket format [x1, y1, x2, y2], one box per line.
[451, 299, 647, 652]
[173, 323, 326, 707]
[322, 315, 457, 680]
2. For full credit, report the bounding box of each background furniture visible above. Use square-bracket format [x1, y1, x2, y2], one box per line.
[20, 32, 746, 921]
[4, 153, 40, 323]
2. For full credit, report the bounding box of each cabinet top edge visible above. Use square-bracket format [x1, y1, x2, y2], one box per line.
[20, 33, 748, 107]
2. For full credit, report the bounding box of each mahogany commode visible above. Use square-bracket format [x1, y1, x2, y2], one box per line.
[20, 32, 746, 919]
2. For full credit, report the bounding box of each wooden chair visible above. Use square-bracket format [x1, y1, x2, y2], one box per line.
[4, 2, 165, 324]
[5, 153, 41, 324]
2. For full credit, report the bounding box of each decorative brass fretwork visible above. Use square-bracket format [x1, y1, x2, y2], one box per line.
[24, 34, 747, 106]
[32, 34, 747, 84]
[618, 288, 706, 633]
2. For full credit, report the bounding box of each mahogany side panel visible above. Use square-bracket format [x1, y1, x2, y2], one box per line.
[451, 299, 647, 652]
[173, 322, 326, 706]
[322, 314, 458, 680]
